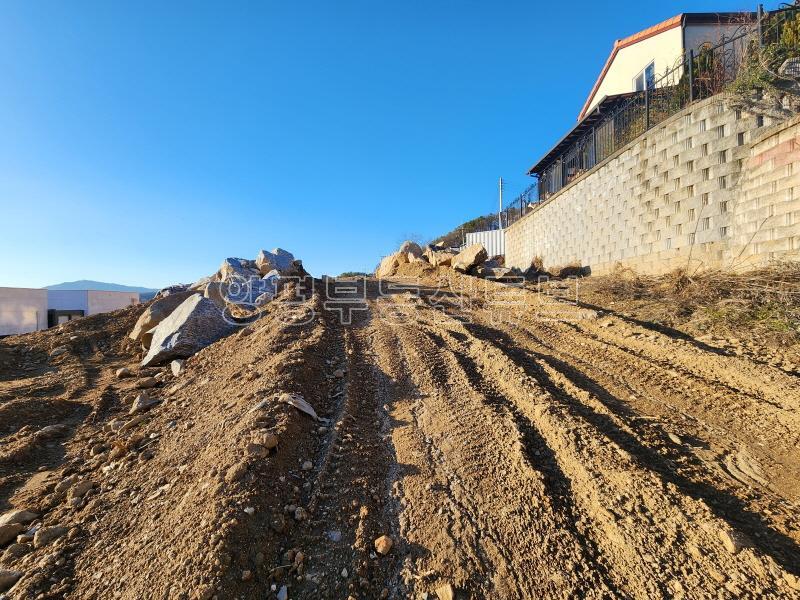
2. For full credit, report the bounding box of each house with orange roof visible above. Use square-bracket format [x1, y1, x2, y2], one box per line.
[579, 12, 755, 120]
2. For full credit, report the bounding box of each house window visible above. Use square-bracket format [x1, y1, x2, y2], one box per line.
[634, 61, 656, 91]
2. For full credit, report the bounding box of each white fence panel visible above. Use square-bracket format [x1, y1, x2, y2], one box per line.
[464, 229, 505, 257]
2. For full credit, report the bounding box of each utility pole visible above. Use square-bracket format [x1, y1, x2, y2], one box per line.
[498, 176, 504, 230]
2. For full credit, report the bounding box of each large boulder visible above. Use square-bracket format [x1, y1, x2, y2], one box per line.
[129, 291, 198, 344]
[375, 241, 424, 278]
[452, 244, 488, 273]
[398, 241, 423, 259]
[255, 248, 306, 277]
[375, 253, 402, 278]
[154, 284, 190, 299]
[475, 266, 516, 281]
[423, 247, 456, 267]
[203, 281, 230, 309]
[217, 258, 260, 282]
[140, 295, 237, 367]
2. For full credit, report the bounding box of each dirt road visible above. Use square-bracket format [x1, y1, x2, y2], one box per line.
[1, 268, 799, 599]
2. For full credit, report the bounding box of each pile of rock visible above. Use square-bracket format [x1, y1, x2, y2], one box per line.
[130, 248, 306, 367]
[376, 240, 516, 281]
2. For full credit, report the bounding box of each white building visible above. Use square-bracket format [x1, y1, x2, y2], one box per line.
[0, 288, 140, 335]
[579, 12, 754, 119]
[0, 288, 48, 336]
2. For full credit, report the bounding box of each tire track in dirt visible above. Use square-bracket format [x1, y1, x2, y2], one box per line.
[401, 293, 799, 598]
[370, 296, 616, 598]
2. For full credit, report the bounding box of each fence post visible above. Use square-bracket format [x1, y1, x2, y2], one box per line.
[757, 4, 763, 48]
[688, 49, 695, 103]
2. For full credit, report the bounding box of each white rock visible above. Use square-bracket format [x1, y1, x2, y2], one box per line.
[140, 295, 237, 367]
[170, 359, 185, 376]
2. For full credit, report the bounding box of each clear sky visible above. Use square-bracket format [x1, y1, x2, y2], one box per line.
[0, 0, 756, 288]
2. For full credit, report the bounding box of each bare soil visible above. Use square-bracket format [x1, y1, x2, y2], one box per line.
[1, 268, 799, 599]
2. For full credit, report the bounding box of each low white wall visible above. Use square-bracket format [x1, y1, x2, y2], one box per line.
[0, 287, 48, 335]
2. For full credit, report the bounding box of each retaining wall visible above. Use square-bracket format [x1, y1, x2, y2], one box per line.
[505, 96, 800, 275]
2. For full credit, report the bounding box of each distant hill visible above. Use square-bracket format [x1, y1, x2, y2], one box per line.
[46, 280, 159, 300]
[433, 213, 500, 249]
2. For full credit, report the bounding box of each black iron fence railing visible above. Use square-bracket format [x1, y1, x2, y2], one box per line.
[500, 182, 540, 229]
[529, 3, 800, 204]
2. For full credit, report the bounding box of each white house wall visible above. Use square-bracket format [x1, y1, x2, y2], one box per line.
[47, 290, 90, 314]
[683, 22, 752, 56]
[586, 27, 683, 116]
[87, 291, 139, 314]
[0, 287, 48, 335]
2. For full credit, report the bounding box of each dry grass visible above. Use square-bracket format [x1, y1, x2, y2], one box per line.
[589, 262, 800, 342]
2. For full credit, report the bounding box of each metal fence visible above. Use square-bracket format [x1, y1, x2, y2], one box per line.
[499, 182, 541, 229]
[464, 229, 505, 256]
[528, 3, 800, 204]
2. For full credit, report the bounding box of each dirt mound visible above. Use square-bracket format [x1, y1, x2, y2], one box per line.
[1, 271, 799, 598]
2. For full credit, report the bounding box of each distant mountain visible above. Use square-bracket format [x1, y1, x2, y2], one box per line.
[46, 280, 160, 300]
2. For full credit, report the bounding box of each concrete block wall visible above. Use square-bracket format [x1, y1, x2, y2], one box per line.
[729, 116, 800, 268]
[506, 96, 800, 275]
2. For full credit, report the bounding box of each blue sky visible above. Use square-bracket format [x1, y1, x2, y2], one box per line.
[0, 0, 755, 288]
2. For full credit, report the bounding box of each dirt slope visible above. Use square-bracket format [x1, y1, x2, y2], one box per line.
[1, 269, 799, 599]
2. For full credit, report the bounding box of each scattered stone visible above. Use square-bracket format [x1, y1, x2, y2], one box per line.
[137, 377, 158, 389]
[33, 526, 68, 549]
[121, 414, 149, 432]
[718, 528, 746, 554]
[278, 393, 319, 420]
[129, 392, 159, 415]
[667, 433, 682, 445]
[374, 535, 393, 555]
[333, 368, 345, 378]
[140, 295, 237, 367]
[0, 524, 25, 546]
[68, 479, 94, 500]
[293, 507, 308, 521]
[341, 568, 348, 578]
[0, 570, 22, 592]
[170, 359, 185, 376]
[50, 346, 68, 358]
[0, 510, 38, 527]
[246, 443, 268, 458]
[243, 507, 255, 516]
[241, 570, 252, 581]
[327, 530, 342, 542]
[254, 431, 279, 450]
[54, 475, 78, 495]
[435, 582, 455, 600]
[276, 585, 288, 600]
[301, 461, 313, 471]
[115, 367, 134, 379]
[2, 543, 31, 560]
